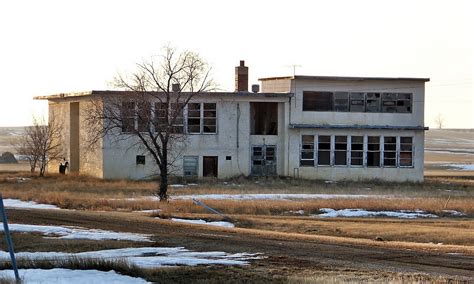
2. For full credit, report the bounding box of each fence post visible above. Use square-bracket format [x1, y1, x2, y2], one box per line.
[0, 193, 20, 282]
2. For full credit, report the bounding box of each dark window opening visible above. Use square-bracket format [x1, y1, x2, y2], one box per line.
[300, 135, 314, 166]
[203, 103, 217, 133]
[350, 136, 364, 166]
[383, 136, 396, 167]
[397, 93, 412, 113]
[367, 136, 380, 167]
[226, 156, 232, 161]
[250, 102, 278, 135]
[136, 155, 145, 165]
[203, 156, 218, 177]
[334, 136, 347, 165]
[121, 102, 136, 132]
[318, 136, 331, 165]
[187, 103, 201, 133]
[400, 137, 413, 167]
[303, 91, 333, 111]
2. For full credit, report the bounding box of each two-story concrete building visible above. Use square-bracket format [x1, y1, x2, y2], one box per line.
[36, 61, 429, 182]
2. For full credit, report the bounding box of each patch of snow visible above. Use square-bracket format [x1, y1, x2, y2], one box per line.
[133, 209, 161, 213]
[168, 218, 235, 228]
[444, 164, 474, 171]
[289, 210, 304, 215]
[170, 194, 387, 201]
[0, 247, 262, 268]
[3, 199, 59, 210]
[315, 208, 438, 219]
[1, 223, 152, 242]
[442, 210, 466, 217]
[0, 269, 148, 284]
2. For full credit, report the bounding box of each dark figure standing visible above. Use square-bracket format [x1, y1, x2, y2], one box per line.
[59, 158, 68, 174]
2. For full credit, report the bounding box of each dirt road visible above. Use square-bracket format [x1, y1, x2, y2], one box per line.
[6, 208, 474, 281]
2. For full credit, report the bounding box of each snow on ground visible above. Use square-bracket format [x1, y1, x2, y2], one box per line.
[169, 218, 235, 228]
[0, 269, 148, 284]
[0, 224, 152, 242]
[444, 164, 474, 171]
[170, 193, 388, 201]
[442, 210, 466, 217]
[315, 208, 439, 219]
[0, 247, 262, 268]
[3, 199, 59, 210]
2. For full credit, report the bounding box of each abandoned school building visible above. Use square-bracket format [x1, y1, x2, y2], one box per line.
[35, 61, 429, 182]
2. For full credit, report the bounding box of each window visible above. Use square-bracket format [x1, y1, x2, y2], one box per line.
[226, 156, 232, 161]
[334, 136, 347, 165]
[300, 135, 315, 166]
[170, 103, 184, 134]
[400, 137, 413, 167]
[136, 155, 145, 165]
[250, 102, 278, 135]
[397, 93, 412, 113]
[350, 92, 365, 112]
[334, 92, 349, 112]
[137, 102, 151, 132]
[366, 93, 381, 112]
[350, 136, 364, 166]
[383, 137, 397, 167]
[187, 103, 201, 134]
[303, 91, 333, 111]
[121, 102, 135, 132]
[183, 156, 198, 176]
[203, 103, 217, 133]
[318, 136, 331, 165]
[154, 102, 167, 131]
[367, 136, 380, 167]
[382, 93, 397, 113]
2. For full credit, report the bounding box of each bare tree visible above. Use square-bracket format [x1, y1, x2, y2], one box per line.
[434, 113, 445, 129]
[14, 115, 63, 176]
[85, 46, 214, 200]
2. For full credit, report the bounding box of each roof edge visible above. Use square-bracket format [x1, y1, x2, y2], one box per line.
[259, 75, 430, 82]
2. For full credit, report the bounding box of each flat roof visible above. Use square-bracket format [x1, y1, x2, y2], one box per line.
[259, 75, 430, 82]
[34, 90, 291, 100]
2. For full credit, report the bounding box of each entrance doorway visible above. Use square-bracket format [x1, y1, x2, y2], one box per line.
[203, 156, 218, 177]
[251, 145, 277, 176]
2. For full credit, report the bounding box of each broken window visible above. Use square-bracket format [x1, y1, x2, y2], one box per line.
[367, 136, 380, 167]
[300, 135, 315, 166]
[203, 103, 217, 133]
[350, 136, 364, 166]
[382, 93, 397, 113]
[170, 103, 184, 134]
[250, 102, 278, 135]
[317, 136, 331, 165]
[397, 93, 412, 113]
[121, 102, 135, 132]
[183, 156, 198, 177]
[137, 102, 151, 132]
[383, 136, 397, 167]
[334, 92, 349, 112]
[334, 136, 347, 165]
[187, 103, 201, 134]
[154, 102, 167, 132]
[366, 93, 381, 112]
[399, 137, 413, 167]
[350, 92, 365, 112]
[303, 91, 333, 111]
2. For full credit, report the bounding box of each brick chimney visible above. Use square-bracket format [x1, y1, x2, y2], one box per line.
[235, 60, 248, 92]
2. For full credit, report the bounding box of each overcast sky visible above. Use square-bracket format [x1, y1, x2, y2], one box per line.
[0, 0, 472, 128]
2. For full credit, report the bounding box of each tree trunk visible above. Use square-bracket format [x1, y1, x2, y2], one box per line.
[159, 169, 168, 201]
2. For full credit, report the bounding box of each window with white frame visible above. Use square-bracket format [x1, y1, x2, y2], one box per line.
[334, 136, 347, 165]
[367, 136, 380, 167]
[383, 137, 397, 167]
[187, 103, 201, 133]
[350, 136, 364, 166]
[300, 135, 315, 166]
[203, 103, 217, 133]
[170, 103, 184, 134]
[187, 103, 217, 134]
[317, 136, 331, 165]
[399, 137, 413, 167]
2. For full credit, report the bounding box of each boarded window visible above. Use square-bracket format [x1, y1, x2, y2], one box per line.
[187, 103, 201, 134]
[383, 137, 397, 167]
[300, 135, 314, 166]
[121, 102, 135, 132]
[400, 137, 413, 167]
[350, 92, 365, 112]
[334, 136, 347, 165]
[303, 91, 333, 111]
[317, 136, 331, 165]
[350, 136, 364, 166]
[366, 93, 381, 112]
[334, 92, 349, 112]
[203, 103, 217, 133]
[367, 136, 380, 167]
[250, 102, 278, 135]
[183, 156, 198, 176]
